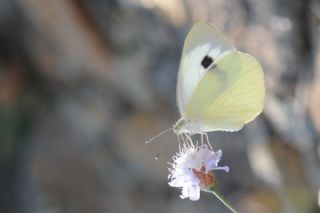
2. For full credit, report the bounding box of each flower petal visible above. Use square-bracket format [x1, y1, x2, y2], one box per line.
[213, 150, 222, 163]
[181, 185, 189, 199]
[188, 184, 200, 201]
[215, 166, 230, 172]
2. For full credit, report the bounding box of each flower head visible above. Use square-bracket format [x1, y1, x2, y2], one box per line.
[168, 142, 229, 201]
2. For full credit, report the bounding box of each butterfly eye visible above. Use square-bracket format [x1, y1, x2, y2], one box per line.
[201, 56, 214, 69]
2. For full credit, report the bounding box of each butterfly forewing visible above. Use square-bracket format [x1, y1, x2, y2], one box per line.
[177, 21, 235, 117]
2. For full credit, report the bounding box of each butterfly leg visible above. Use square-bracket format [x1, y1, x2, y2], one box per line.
[184, 133, 193, 146]
[204, 133, 214, 150]
[179, 133, 187, 145]
[180, 134, 185, 144]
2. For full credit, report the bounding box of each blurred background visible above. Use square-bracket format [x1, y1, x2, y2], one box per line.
[0, 0, 319, 212]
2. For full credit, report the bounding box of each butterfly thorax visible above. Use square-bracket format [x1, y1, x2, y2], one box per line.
[173, 118, 203, 135]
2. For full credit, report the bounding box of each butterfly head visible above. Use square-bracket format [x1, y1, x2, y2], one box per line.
[173, 118, 187, 134]
[173, 118, 203, 135]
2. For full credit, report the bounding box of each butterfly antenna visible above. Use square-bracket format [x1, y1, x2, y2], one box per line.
[145, 127, 173, 144]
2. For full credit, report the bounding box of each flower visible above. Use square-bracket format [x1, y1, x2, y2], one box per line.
[168, 142, 229, 201]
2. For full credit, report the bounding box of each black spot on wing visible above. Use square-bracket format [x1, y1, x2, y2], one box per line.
[201, 55, 213, 69]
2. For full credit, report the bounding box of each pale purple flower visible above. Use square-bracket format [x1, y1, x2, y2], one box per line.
[168, 142, 229, 201]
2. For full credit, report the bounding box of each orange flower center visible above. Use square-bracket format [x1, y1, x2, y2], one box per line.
[191, 165, 216, 190]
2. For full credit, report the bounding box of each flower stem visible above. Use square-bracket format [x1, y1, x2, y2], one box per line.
[211, 191, 239, 213]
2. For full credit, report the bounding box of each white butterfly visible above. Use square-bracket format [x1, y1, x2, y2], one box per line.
[146, 21, 265, 143]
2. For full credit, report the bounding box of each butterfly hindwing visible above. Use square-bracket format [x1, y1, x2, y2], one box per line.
[185, 51, 265, 132]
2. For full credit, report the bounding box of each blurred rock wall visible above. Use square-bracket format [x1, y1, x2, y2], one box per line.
[0, 0, 319, 213]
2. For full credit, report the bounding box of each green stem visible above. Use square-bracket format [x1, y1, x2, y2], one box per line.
[211, 191, 239, 213]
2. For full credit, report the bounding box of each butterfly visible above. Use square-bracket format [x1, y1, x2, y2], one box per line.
[146, 21, 265, 143]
